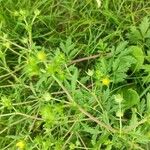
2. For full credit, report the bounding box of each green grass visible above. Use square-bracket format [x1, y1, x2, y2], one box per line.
[0, 0, 150, 149]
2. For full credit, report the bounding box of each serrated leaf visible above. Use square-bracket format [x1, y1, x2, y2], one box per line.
[128, 26, 142, 42]
[129, 46, 144, 71]
[138, 99, 146, 115]
[112, 54, 136, 83]
[115, 41, 128, 55]
[60, 37, 78, 59]
[99, 57, 108, 75]
[139, 17, 150, 37]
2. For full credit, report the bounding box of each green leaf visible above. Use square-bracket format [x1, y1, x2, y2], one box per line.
[142, 65, 150, 83]
[129, 108, 138, 127]
[142, 64, 150, 72]
[143, 75, 150, 83]
[112, 55, 136, 83]
[145, 51, 150, 62]
[139, 17, 150, 37]
[146, 93, 150, 114]
[128, 26, 142, 43]
[82, 123, 100, 135]
[123, 89, 140, 109]
[115, 41, 128, 55]
[145, 29, 150, 39]
[130, 46, 144, 71]
[60, 37, 79, 59]
[71, 68, 79, 94]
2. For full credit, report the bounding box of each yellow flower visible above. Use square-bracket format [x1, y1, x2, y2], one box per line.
[37, 51, 46, 61]
[101, 77, 110, 86]
[16, 140, 25, 149]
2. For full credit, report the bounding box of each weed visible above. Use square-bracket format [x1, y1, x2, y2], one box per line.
[0, 0, 150, 150]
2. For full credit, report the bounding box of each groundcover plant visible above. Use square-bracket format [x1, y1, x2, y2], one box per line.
[0, 0, 150, 149]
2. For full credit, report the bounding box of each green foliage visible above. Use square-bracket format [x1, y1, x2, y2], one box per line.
[112, 44, 136, 83]
[142, 64, 150, 83]
[96, 42, 136, 83]
[128, 16, 150, 43]
[0, 0, 150, 150]
[60, 37, 79, 60]
[130, 46, 144, 71]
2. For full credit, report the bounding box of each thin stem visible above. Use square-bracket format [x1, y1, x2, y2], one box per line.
[52, 75, 116, 133]
[69, 54, 100, 65]
[119, 102, 122, 136]
[0, 112, 43, 121]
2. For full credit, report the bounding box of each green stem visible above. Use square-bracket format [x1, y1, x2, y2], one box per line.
[52, 75, 116, 133]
